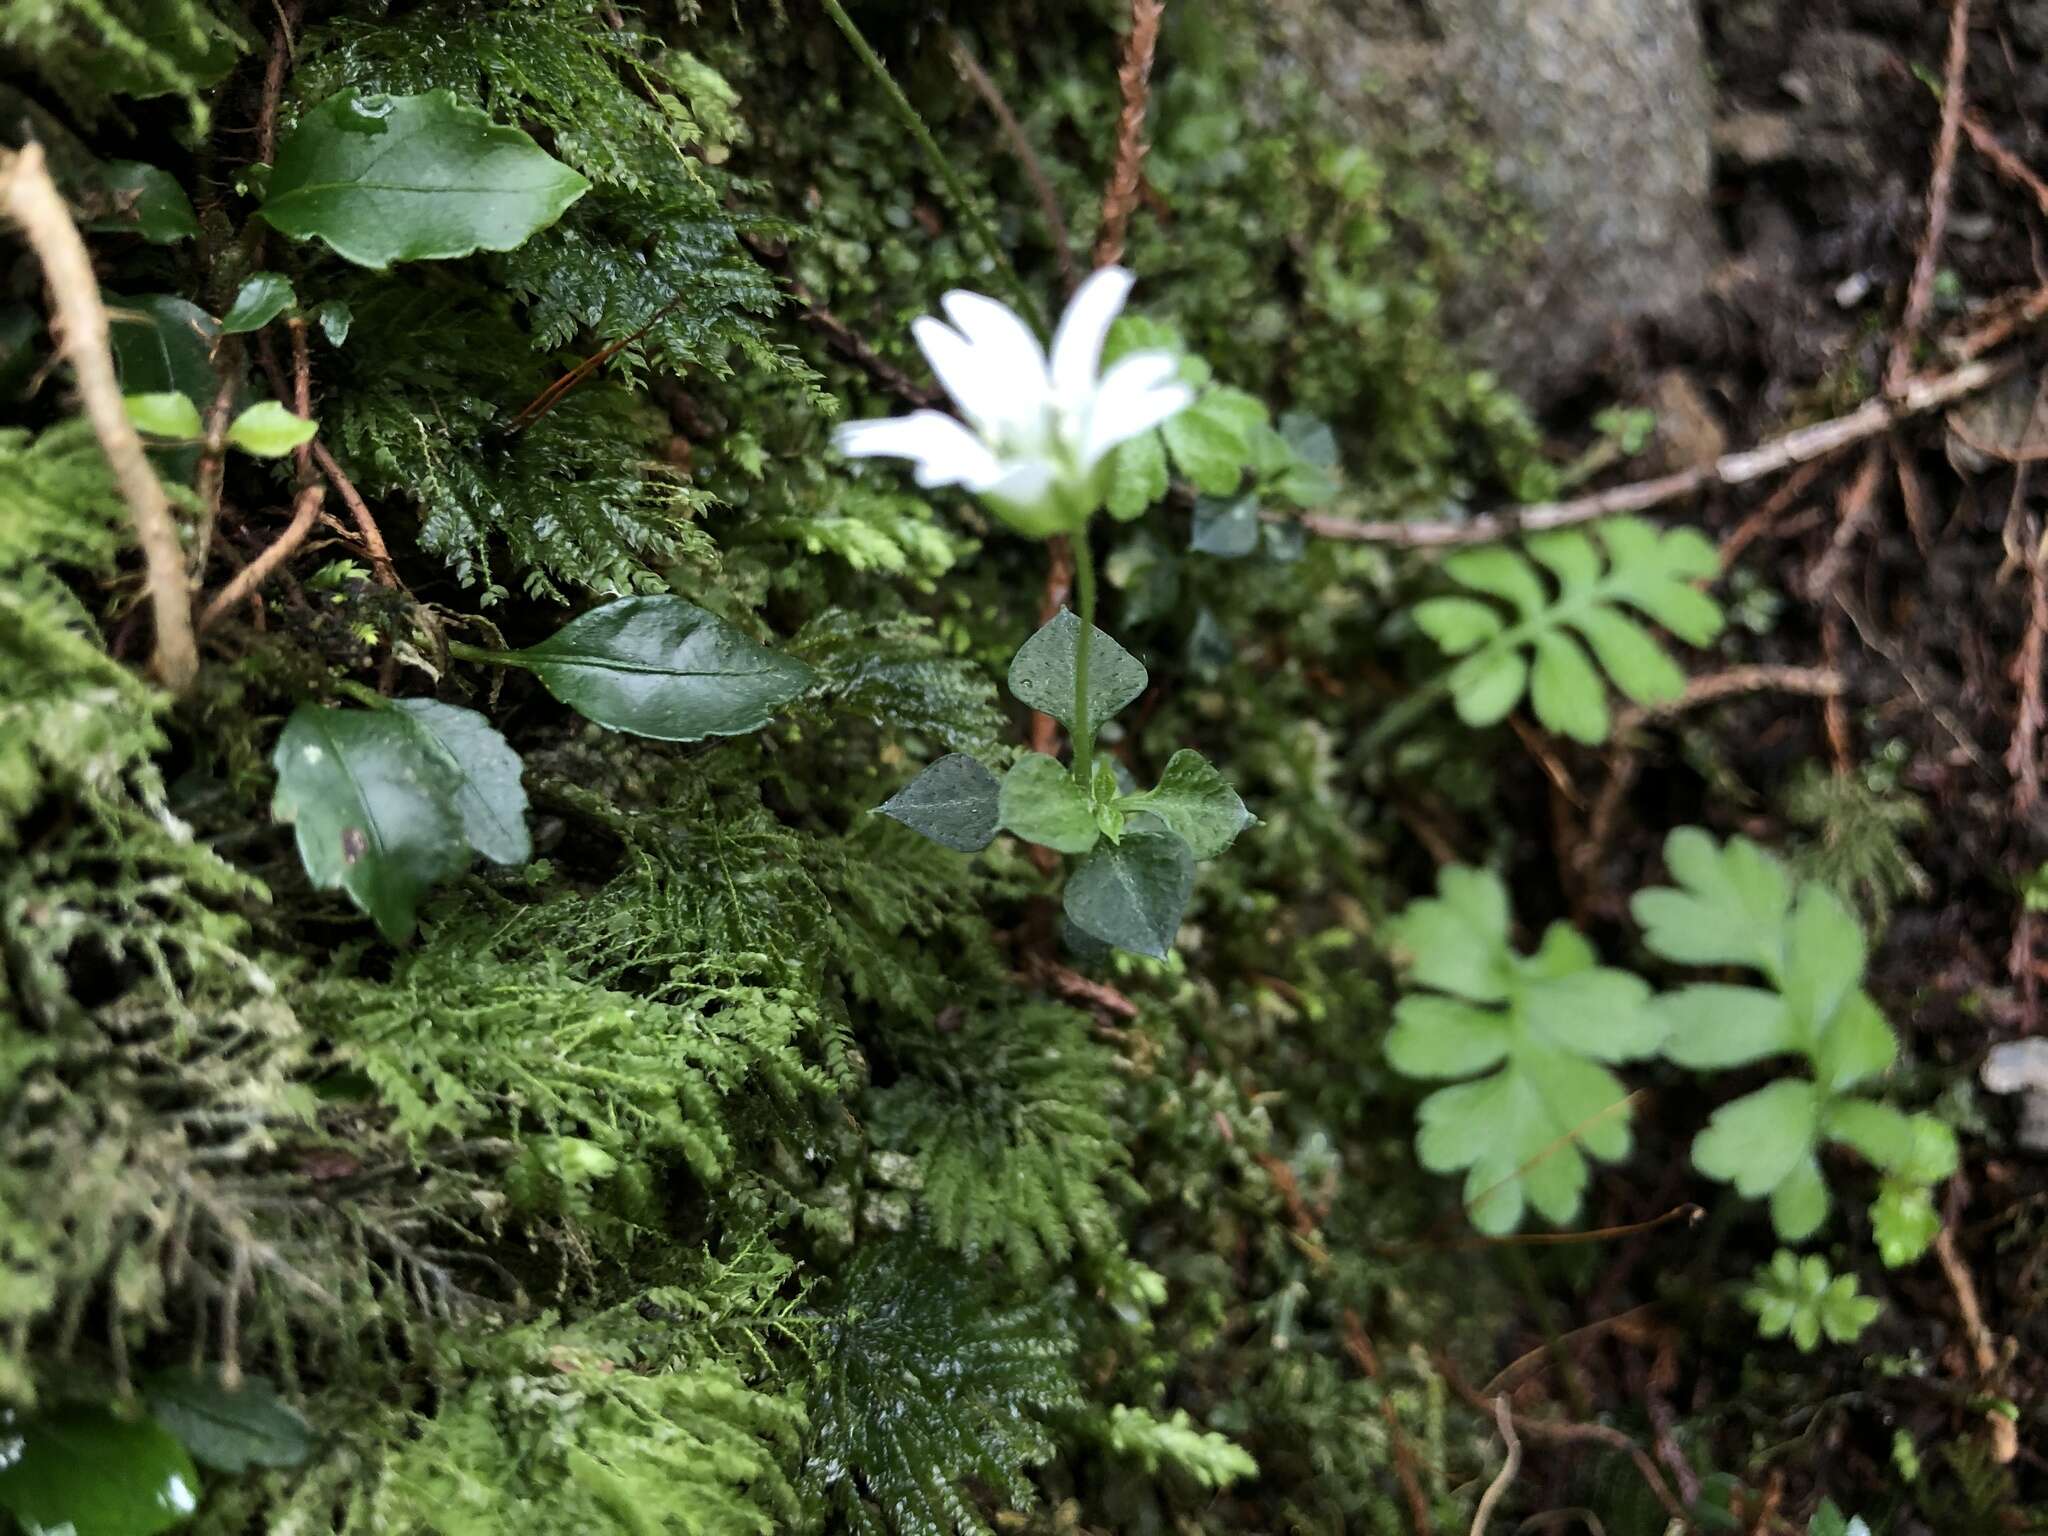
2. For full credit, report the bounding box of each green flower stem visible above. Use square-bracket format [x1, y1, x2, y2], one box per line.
[1071, 528, 1097, 786]
[817, 0, 1044, 330]
[447, 639, 514, 667]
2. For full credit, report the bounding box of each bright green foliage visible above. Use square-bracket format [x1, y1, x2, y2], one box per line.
[1413, 517, 1724, 743]
[362, 1329, 804, 1535]
[260, 90, 588, 268]
[1122, 749, 1256, 859]
[1000, 752, 1102, 854]
[217, 273, 295, 334]
[124, 391, 201, 437]
[1386, 866, 1662, 1233]
[1743, 1250, 1882, 1353]
[804, 1241, 1082, 1536]
[223, 401, 316, 457]
[272, 700, 531, 943]
[0, 1403, 201, 1536]
[868, 1004, 1131, 1277]
[1635, 829, 1957, 1250]
[1099, 1405, 1258, 1489]
[1782, 759, 1931, 924]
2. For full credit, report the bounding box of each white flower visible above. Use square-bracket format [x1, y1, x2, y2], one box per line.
[833, 266, 1193, 536]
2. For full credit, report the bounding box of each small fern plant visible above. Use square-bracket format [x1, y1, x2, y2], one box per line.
[1383, 866, 1664, 1233]
[1743, 1249, 1882, 1353]
[1402, 517, 1725, 745]
[1634, 828, 1958, 1258]
[845, 272, 1261, 957]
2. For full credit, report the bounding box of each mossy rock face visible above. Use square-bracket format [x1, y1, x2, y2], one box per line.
[1274, 0, 1717, 405]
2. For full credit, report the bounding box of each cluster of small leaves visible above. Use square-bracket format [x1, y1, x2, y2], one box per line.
[878, 610, 1253, 957]
[803, 1241, 1083, 1536]
[1743, 1250, 1882, 1353]
[1097, 1406, 1259, 1490]
[1384, 866, 1661, 1233]
[1413, 517, 1724, 743]
[1636, 829, 1957, 1256]
[867, 1002, 1135, 1277]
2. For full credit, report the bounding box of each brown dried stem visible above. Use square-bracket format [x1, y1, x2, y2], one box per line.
[946, 30, 1076, 291]
[1887, 0, 1971, 394]
[198, 483, 327, 632]
[1092, 0, 1164, 269]
[0, 144, 199, 691]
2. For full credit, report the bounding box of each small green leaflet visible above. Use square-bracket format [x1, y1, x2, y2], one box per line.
[225, 401, 318, 457]
[1000, 753, 1100, 855]
[1119, 749, 1252, 859]
[219, 272, 297, 334]
[1634, 828, 1956, 1251]
[259, 91, 590, 269]
[1386, 866, 1662, 1234]
[1742, 1250, 1881, 1353]
[1190, 495, 1260, 558]
[0, 1404, 201, 1536]
[495, 596, 815, 742]
[876, 753, 1001, 852]
[312, 300, 353, 347]
[1162, 385, 1267, 496]
[1064, 820, 1194, 958]
[87, 162, 198, 243]
[1008, 609, 1147, 740]
[272, 699, 531, 943]
[1413, 516, 1724, 744]
[145, 1369, 314, 1473]
[124, 392, 201, 438]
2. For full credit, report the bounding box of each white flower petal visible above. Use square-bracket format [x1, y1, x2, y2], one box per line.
[984, 459, 1057, 508]
[911, 317, 1013, 430]
[939, 290, 1050, 422]
[1049, 265, 1134, 403]
[835, 411, 1003, 489]
[1082, 352, 1193, 466]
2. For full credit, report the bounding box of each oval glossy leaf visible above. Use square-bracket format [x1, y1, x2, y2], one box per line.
[219, 272, 297, 334]
[875, 753, 1000, 852]
[225, 401, 318, 458]
[0, 1404, 201, 1536]
[510, 596, 816, 742]
[311, 299, 353, 347]
[271, 700, 530, 943]
[108, 294, 221, 407]
[87, 162, 199, 243]
[123, 392, 201, 438]
[145, 1369, 313, 1474]
[999, 752, 1100, 855]
[1120, 748, 1253, 860]
[1008, 608, 1148, 738]
[1063, 822, 1195, 958]
[259, 91, 590, 269]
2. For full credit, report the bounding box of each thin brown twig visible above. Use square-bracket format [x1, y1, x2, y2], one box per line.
[1887, 0, 1971, 395]
[1960, 109, 2048, 218]
[1284, 359, 2009, 548]
[1932, 1203, 2019, 1464]
[1946, 282, 2048, 362]
[1, 145, 199, 691]
[1340, 1310, 1436, 1536]
[1467, 1397, 1521, 1536]
[310, 442, 397, 589]
[1093, 0, 1164, 269]
[1804, 441, 1887, 601]
[2007, 512, 2048, 814]
[946, 30, 1075, 291]
[1717, 455, 1834, 572]
[190, 355, 242, 587]
[198, 484, 327, 631]
[254, 0, 301, 166]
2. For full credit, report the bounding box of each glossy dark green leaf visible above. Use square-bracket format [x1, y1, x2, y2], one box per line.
[1007, 609, 1147, 739]
[509, 596, 815, 742]
[1189, 495, 1260, 558]
[271, 700, 530, 943]
[999, 753, 1100, 855]
[1121, 749, 1253, 859]
[1063, 822, 1195, 958]
[219, 272, 296, 334]
[87, 162, 198, 243]
[876, 753, 1000, 852]
[145, 1369, 313, 1474]
[0, 1404, 201, 1536]
[108, 294, 220, 408]
[259, 91, 590, 269]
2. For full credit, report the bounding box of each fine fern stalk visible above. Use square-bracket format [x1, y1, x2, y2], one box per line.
[814, 0, 1044, 328]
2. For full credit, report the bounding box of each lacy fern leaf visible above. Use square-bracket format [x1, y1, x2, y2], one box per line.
[1386, 865, 1662, 1233]
[1743, 1249, 1881, 1353]
[1413, 517, 1723, 743]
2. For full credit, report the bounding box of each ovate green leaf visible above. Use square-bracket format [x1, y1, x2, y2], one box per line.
[219, 272, 297, 334]
[999, 753, 1100, 855]
[1007, 609, 1148, 739]
[259, 91, 590, 269]
[123, 392, 201, 438]
[507, 596, 816, 742]
[0, 1404, 201, 1536]
[1119, 749, 1253, 859]
[1064, 824, 1195, 958]
[88, 162, 198, 243]
[225, 401, 317, 457]
[876, 754, 1001, 852]
[145, 1369, 314, 1473]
